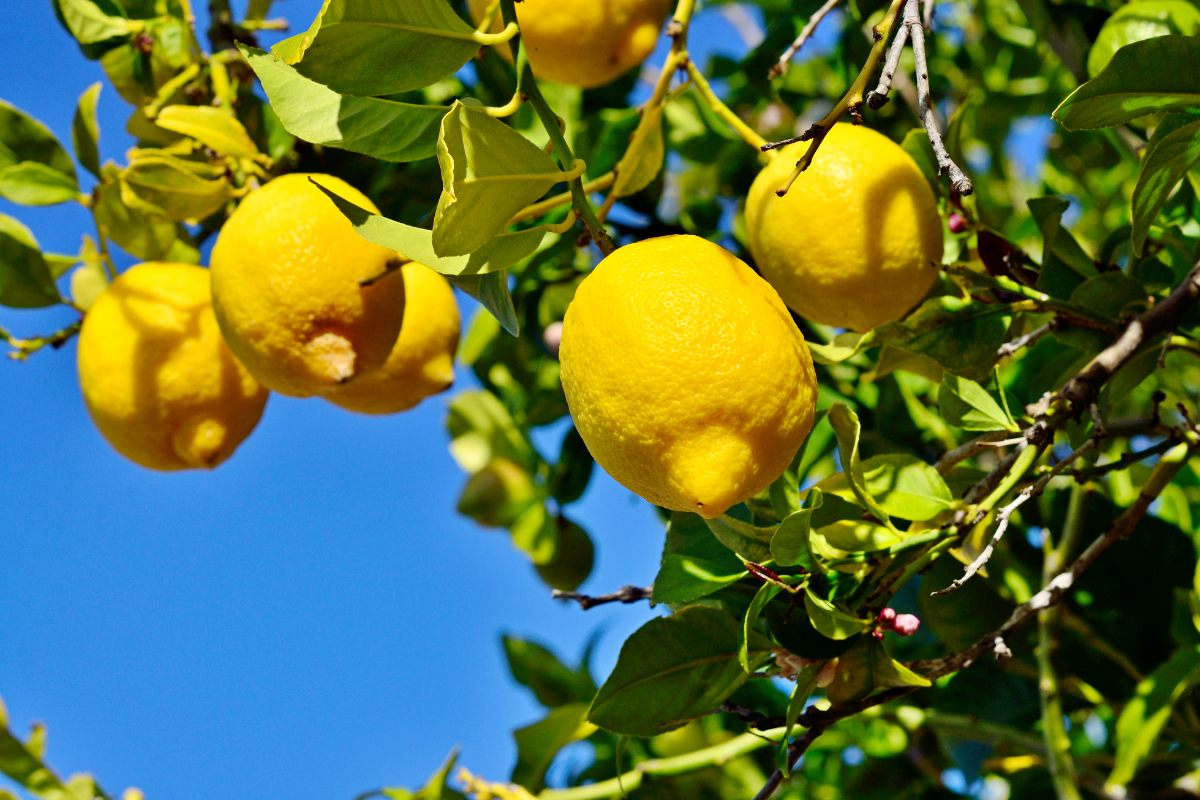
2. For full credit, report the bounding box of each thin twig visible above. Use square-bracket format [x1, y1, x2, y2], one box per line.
[934, 431, 1014, 474]
[905, 0, 972, 195]
[2, 319, 83, 361]
[768, 0, 843, 79]
[998, 319, 1058, 359]
[864, 19, 910, 109]
[922, 0, 935, 28]
[552, 585, 653, 610]
[751, 723, 829, 800]
[1070, 437, 1179, 481]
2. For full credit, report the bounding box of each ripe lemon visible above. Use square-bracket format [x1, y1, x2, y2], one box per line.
[745, 124, 944, 333]
[77, 262, 269, 471]
[559, 235, 818, 519]
[321, 263, 460, 414]
[468, 0, 671, 89]
[210, 173, 406, 398]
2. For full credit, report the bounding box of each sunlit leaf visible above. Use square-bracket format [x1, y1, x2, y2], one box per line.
[612, 104, 665, 198]
[0, 162, 80, 205]
[771, 489, 823, 568]
[120, 153, 233, 221]
[93, 168, 176, 260]
[804, 588, 869, 640]
[155, 105, 259, 159]
[652, 512, 748, 605]
[705, 515, 775, 562]
[55, 0, 137, 45]
[827, 403, 893, 526]
[1132, 118, 1200, 255]
[447, 272, 519, 336]
[512, 703, 596, 793]
[742, 582, 783, 673]
[0, 100, 76, 180]
[938, 374, 1019, 432]
[71, 83, 101, 179]
[1087, 0, 1200, 78]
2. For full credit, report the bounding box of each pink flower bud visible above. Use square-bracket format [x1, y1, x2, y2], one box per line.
[877, 607, 897, 627]
[892, 614, 921, 636]
[543, 321, 564, 358]
[872, 630, 884, 640]
[948, 213, 968, 234]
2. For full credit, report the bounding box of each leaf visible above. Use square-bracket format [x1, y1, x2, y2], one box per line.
[0, 718, 73, 800]
[1028, 195, 1097, 279]
[652, 512, 748, 605]
[434, 102, 571, 257]
[413, 747, 468, 800]
[0, 163, 80, 205]
[825, 637, 929, 705]
[93, 168, 176, 260]
[769, 409, 830, 518]
[588, 606, 765, 737]
[779, 664, 821, 775]
[612, 104, 665, 198]
[704, 515, 776, 562]
[869, 296, 1013, 382]
[938, 374, 1019, 432]
[1068, 272, 1148, 318]
[447, 272, 519, 336]
[804, 588, 869, 640]
[70, 260, 108, 311]
[1053, 36, 1200, 130]
[240, 46, 445, 163]
[120, 154, 233, 221]
[0, 100, 76, 180]
[72, 83, 101, 179]
[742, 582, 783, 672]
[771, 489, 823, 568]
[821, 454, 953, 521]
[827, 403, 892, 527]
[154, 105, 259, 159]
[511, 703, 596, 793]
[446, 390, 533, 473]
[273, 0, 482, 98]
[1106, 645, 1200, 793]
[56, 0, 137, 44]
[1133, 119, 1200, 255]
[0, 214, 60, 308]
[312, 180, 546, 276]
[502, 636, 596, 709]
[1087, 0, 1200, 78]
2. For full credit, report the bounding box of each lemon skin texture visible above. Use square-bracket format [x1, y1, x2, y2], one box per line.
[745, 124, 944, 333]
[468, 0, 671, 89]
[559, 235, 818, 519]
[210, 173, 406, 398]
[322, 263, 460, 414]
[77, 262, 269, 471]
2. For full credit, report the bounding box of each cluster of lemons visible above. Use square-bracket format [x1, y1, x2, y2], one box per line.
[77, 2, 945, 528]
[77, 174, 460, 470]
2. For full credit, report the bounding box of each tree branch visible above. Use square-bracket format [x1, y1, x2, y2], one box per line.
[552, 585, 653, 610]
[768, 0, 843, 79]
[904, 0, 972, 194]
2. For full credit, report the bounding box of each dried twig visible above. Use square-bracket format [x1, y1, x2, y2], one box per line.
[769, 0, 844, 79]
[552, 585, 653, 610]
[905, 0, 972, 195]
[864, 20, 910, 109]
[998, 319, 1058, 359]
[934, 431, 1018, 474]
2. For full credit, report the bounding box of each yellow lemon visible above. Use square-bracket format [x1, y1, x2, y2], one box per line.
[468, 0, 671, 89]
[559, 235, 818, 519]
[77, 262, 269, 471]
[322, 263, 460, 414]
[745, 124, 944, 333]
[210, 173, 406, 398]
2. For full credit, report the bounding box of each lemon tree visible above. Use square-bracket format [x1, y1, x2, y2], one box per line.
[5, 0, 1200, 798]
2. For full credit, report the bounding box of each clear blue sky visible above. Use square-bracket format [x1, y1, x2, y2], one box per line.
[0, 2, 778, 799]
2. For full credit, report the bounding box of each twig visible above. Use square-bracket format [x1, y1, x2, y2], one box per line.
[751, 723, 829, 800]
[998, 319, 1058, 359]
[922, 0, 935, 28]
[1070, 437, 1179, 481]
[864, 19, 910, 109]
[905, 0, 972, 195]
[1, 319, 83, 361]
[768, 0, 843, 79]
[552, 585, 653, 610]
[934, 431, 1018, 474]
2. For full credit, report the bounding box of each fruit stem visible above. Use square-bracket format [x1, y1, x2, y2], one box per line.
[685, 59, 771, 153]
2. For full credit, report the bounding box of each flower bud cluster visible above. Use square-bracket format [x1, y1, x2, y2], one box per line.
[872, 607, 920, 639]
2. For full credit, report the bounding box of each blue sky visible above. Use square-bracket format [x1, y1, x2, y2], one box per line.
[0, 2, 783, 799]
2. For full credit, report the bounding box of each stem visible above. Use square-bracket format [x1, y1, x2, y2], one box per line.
[500, 0, 613, 255]
[685, 59, 770, 152]
[769, 0, 844, 79]
[905, 0, 972, 194]
[508, 173, 616, 224]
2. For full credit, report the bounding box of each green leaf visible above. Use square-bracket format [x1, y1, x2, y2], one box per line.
[0, 214, 60, 308]
[1107, 645, 1200, 793]
[1053, 36, 1200, 131]
[1028, 196, 1096, 279]
[72, 83, 101, 179]
[533, 517, 594, 592]
[311, 179, 547, 276]
[769, 409, 830, 518]
[827, 403, 893, 527]
[502, 636, 596, 709]
[120, 154, 233, 221]
[0, 718, 74, 800]
[822, 453, 954, 521]
[825, 637, 929, 705]
[742, 582, 783, 672]
[56, 0, 137, 44]
[154, 105, 259, 159]
[447, 272, 519, 336]
[1068, 272, 1148, 318]
[433, 102, 571, 257]
[612, 104, 665, 198]
[1087, 0, 1200, 78]
[938, 374, 1019, 432]
[771, 489, 823, 568]
[803, 588, 869, 640]
[652, 512, 748, 605]
[70, 260, 108, 311]
[510, 503, 557, 564]
[273, 0, 481, 98]
[511, 703, 596, 793]
[93, 168, 176, 260]
[446, 390, 533, 473]
[0, 100, 76, 180]
[1133, 119, 1200, 255]
[413, 747, 468, 800]
[588, 606, 765, 737]
[779, 664, 821, 775]
[869, 297, 1013, 383]
[240, 46, 444, 163]
[704, 515, 776, 563]
[0, 163, 80, 205]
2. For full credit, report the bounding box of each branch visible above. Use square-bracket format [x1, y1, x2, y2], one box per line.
[998, 318, 1058, 359]
[750, 723, 829, 800]
[1, 319, 83, 361]
[904, 0, 972, 195]
[934, 431, 1014, 474]
[768, 0, 843, 79]
[864, 16, 910, 109]
[552, 585, 653, 610]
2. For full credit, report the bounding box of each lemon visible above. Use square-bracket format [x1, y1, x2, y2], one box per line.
[469, 0, 671, 89]
[77, 262, 269, 471]
[560, 235, 818, 519]
[210, 173, 406, 398]
[322, 263, 460, 414]
[745, 124, 944, 333]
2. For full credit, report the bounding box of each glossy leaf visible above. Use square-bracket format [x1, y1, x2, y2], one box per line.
[652, 512, 747, 605]
[0, 100, 76, 180]
[870, 296, 1012, 382]
[771, 489, 822, 568]
[705, 515, 775, 563]
[938, 374, 1019, 432]
[1087, 0, 1200, 78]
[0, 214, 60, 308]
[827, 403, 892, 526]
[56, 0, 136, 44]
[273, 0, 481, 98]
[612, 104, 665, 198]
[1132, 119, 1200, 255]
[446, 390, 533, 473]
[93, 168, 176, 260]
[433, 102, 569, 257]
[769, 409, 830, 518]
[155, 105, 259, 159]
[1053, 36, 1200, 130]
[779, 664, 821, 775]
[241, 46, 444, 163]
[0, 162, 80, 205]
[71, 83, 101, 179]
[120, 154, 232, 221]
[825, 637, 929, 704]
[804, 588, 869, 640]
[512, 703, 596, 793]
[588, 606, 765, 737]
[447, 272, 519, 336]
[1028, 195, 1097, 279]
[741, 582, 783, 673]
[502, 636, 596, 709]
